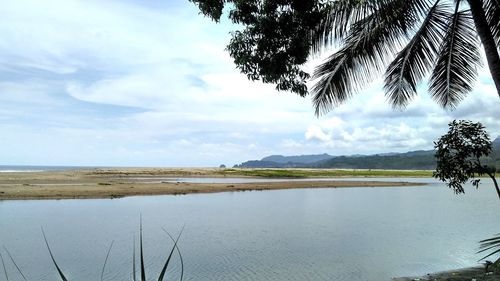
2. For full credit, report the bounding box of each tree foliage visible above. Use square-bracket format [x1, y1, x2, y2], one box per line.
[433, 120, 500, 199]
[191, 0, 500, 114]
[191, 0, 326, 96]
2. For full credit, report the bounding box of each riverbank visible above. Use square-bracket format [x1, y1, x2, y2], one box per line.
[393, 266, 500, 280]
[0, 168, 427, 200]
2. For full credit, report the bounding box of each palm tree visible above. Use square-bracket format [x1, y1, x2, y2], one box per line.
[312, 0, 500, 115]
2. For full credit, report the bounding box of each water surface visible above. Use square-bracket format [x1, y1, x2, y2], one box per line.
[0, 179, 499, 281]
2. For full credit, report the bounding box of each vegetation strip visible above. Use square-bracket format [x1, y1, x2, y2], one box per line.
[216, 168, 433, 178]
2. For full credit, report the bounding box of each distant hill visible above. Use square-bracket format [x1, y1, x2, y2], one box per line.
[486, 136, 500, 169]
[262, 153, 333, 164]
[312, 151, 435, 170]
[493, 137, 500, 149]
[235, 137, 500, 170]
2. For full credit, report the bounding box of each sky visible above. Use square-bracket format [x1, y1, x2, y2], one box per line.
[0, 0, 499, 167]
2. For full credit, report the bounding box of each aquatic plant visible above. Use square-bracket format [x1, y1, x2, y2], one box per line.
[1, 221, 184, 281]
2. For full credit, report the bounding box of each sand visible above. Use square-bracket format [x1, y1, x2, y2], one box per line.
[0, 168, 426, 200]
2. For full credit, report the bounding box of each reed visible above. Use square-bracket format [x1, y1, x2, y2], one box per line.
[477, 234, 500, 267]
[1, 222, 184, 281]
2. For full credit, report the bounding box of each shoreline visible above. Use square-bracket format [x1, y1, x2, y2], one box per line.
[0, 168, 427, 200]
[393, 266, 500, 280]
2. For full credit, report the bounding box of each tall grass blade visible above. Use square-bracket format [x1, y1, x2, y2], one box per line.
[479, 249, 500, 261]
[140, 216, 146, 281]
[132, 236, 137, 281]
[478, 233, 500, 261]
[157, 226, 184, 281]
[0, 251, 9, 281]
[161, 227, 185, 281]
[41, 228, 68, 281]
[3, 246, 27, 281]
[100, 240, 114, 281]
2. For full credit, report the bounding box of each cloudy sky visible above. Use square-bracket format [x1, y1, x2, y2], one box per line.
[0, 0, 499, 167]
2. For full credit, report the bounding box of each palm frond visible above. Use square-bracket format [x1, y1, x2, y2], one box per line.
[312, 0, 432, 53]
[429, 5, 481, 109]
[311, 0, 379, 53]
[384, 1, 450, 108]
[313, 0, 430, 115]
[484, 0, 500, 47]
[312, 50, 352, 114]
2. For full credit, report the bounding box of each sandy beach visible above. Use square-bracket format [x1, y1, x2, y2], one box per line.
[0, 168, 426, 200]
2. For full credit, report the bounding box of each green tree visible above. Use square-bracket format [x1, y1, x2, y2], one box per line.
[434, 120, 500, 199]
[191, 0, 500, 114]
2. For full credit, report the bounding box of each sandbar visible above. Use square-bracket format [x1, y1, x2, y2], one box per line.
[0, 168, 427, 200]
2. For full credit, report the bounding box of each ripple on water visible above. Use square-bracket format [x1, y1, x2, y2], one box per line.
[0, 183, 499, 281]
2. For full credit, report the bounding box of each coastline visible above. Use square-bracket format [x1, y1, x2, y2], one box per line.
[393, 266, 500, 280]
[0, 168, 427, 200]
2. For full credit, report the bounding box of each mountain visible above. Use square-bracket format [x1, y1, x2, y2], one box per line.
[235, 150, 435, 169]
[312, 151, 435, 170]
[232, 160, 300, 168]
[487, 136, 500, 169]
[235, 137, 500, 170]
[493, 136, 500, 149]
[261, 153, 333, 164]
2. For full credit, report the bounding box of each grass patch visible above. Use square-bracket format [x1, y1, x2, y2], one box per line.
[216, 168, 433, 178]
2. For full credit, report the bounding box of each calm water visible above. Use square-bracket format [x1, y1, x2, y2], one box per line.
[0, 179, 499, 281]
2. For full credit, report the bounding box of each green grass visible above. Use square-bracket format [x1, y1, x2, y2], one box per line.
[216, 168, 433, 178]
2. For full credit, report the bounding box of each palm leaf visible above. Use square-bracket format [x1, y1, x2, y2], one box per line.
[384, 1, 449, 108]
[313, 0, 429, 114]
[429, 4, 482, 109]
[311, 0, 378, 53]
[41, 228, 68, 281]
[312, 50, 352, 114]
[3, 246, 27, 281]
[484, 0, 500, 47]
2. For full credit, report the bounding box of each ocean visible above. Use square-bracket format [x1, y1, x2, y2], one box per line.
[0, 165, 104, 172]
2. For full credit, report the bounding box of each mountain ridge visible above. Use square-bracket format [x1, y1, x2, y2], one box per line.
[234, 137, 500, 170]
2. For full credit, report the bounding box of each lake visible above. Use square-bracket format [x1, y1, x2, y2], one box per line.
[0, 178, 499, 281]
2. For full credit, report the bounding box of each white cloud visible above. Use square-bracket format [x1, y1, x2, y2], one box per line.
[0, 0, 499, 166]
[305, 125, 331, 142]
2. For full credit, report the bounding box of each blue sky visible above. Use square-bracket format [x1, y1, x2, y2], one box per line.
[0, 0, 499, 167]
